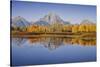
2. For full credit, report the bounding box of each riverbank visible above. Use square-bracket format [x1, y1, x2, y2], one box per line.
[11, 32, 96, 39]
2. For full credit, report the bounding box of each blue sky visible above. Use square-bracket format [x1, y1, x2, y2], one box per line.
[11, 1, 96, 24]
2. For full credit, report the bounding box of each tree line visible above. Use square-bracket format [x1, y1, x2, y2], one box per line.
[11, 22, 96, 33]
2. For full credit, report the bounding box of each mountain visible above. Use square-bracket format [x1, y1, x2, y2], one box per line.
[35, 12, 65, 25]
[12, 13, 70, 27]
[80, 20, 95, 25]
[11, 16, 30, 27]
[34, 21, 50, 26]
[63, 21, 70, 25]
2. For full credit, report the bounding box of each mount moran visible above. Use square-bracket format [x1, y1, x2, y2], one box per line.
[11, 13, 70, 27]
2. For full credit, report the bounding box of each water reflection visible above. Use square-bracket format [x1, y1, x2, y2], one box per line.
[12, 38, 27, 47]
[12, 37, 96, 50]
[12, 37, 96, 66]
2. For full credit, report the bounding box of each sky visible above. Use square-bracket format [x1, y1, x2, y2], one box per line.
[11, 1, 96, 24]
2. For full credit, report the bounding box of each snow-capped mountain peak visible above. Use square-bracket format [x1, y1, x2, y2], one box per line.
[39, 12, 64, 24]
[12, 16, 30, 27]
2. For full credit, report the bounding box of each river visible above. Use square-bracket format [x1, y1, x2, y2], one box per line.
[11, 37, 96, 66]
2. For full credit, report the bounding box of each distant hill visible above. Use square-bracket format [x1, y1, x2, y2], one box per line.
[80, 20, 95, 25]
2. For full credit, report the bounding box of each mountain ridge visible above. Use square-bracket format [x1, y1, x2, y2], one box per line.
[12, 16, 30, 27]
[11, 13, 95, 27]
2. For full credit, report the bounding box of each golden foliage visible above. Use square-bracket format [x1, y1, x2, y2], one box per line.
[12, 22, 96, 33]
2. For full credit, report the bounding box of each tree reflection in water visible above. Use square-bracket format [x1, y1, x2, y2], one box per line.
[12, 37, 96, 50]
[12, 38, 27, 47]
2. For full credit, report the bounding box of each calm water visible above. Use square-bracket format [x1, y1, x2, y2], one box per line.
[11, 37, 96, 66]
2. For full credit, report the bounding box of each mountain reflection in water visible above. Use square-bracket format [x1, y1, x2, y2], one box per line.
[12, 37, 96, 50]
